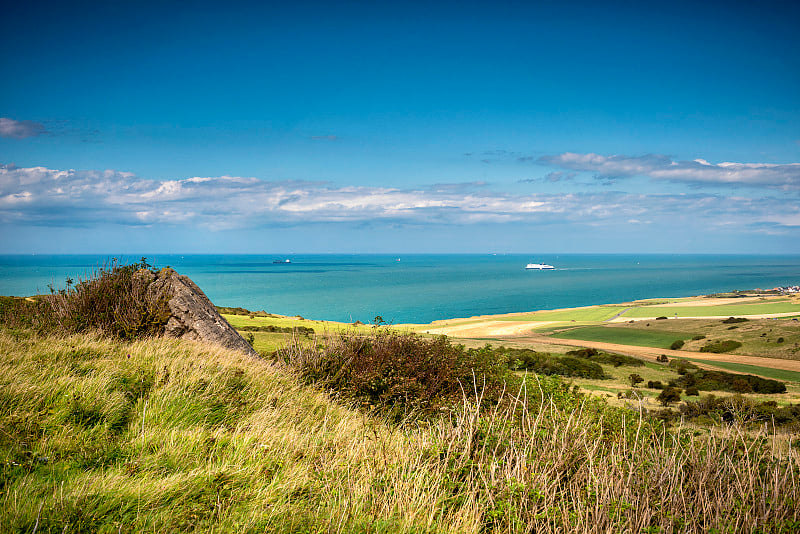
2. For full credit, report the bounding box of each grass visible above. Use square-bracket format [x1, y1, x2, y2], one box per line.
[3, 327, 800, 532]
[548, 325, 694, 348]
[498, 305, 628, 322]
[622, 300, 800, 318]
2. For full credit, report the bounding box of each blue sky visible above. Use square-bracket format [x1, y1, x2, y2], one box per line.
[1, 0, 798, 253]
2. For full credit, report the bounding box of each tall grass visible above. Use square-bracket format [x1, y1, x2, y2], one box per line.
[3, 327, 797, 532]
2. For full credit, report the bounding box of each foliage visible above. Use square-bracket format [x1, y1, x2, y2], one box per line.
[657, 387, 682, 406]
[237, 324, 315, 336]
[502, 348, 606, 379]
[669, 359, 700, 375]
[276, 331, 512, 419]
[671, 369, 786, 394]
[700, 340, 743, 353]
[0, 258, 169, 340]
[681, 394, 800, 426]
[215, 306, 276, 317]
[670, 339, 685, 350]
[628, 373, 644, 387]
[565, 347, 644, 367]
[722, 317, 750, 324]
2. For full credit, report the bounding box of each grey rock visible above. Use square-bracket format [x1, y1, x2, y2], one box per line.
[145, 268, 259, 358]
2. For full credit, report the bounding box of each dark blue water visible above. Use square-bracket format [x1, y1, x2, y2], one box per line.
[1, 254, 798, 324]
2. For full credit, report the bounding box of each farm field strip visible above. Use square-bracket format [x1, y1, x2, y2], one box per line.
[620, 301, 800, 318]
[548, 325, 692, 349]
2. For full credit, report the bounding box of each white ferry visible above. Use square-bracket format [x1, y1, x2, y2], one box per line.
[525, 262, 555, 270]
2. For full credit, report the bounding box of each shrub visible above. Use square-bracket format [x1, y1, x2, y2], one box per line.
[505, 348, 606, 379]
[0, 258, 170, 340]
[629, 373, 644, 387]
[777, 337, 785, 343]
[669, 359, 699, 375]
[672, 369, 786, 394]
[656, 316, 668, 320]
[692, 335, 706, 341]
[647, 380, 664, 390]
[657, 387, 682, 406]
[700, 340, 743, 353]
[656, 354, 669, 363]
[670, 339, 685, 350]
[722, 317, 749, 324]
[239, 325, 315, 336]
[685, 387, 700, 396]
[566, 347, 644, 367]
[277, 332, 511, 419]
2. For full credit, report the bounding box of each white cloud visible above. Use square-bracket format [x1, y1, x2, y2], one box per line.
[0, 164, 797, 235]
[540, 152, 800, 190]
[0, 118, 46, 139]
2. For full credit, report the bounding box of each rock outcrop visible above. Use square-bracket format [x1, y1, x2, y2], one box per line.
[142, 268, 259, 358]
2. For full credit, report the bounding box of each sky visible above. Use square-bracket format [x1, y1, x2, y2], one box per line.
[1, 0, 799, 254]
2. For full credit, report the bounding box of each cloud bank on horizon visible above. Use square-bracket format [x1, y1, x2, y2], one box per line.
[540, 153, 800, 190]
[1, 160, 797, 236]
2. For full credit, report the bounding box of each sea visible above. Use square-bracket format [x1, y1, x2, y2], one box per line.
[1, 254, 798, 324]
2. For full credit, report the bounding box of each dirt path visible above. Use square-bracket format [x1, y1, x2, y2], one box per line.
[512, 334, 800, 373]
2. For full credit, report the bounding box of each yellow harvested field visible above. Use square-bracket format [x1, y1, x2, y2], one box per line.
[419, 320, 557, 337]
[652, 297, 775, 307]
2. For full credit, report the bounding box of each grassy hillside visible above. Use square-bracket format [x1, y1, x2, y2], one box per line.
[2, 327, 800, 533]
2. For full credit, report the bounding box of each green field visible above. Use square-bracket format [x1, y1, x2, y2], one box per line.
[622, 300, 800, 318]
[500, 306, 628, 322]
[548, 325, 692, 348]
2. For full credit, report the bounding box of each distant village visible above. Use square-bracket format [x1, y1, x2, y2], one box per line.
[773, 285, 800, 294]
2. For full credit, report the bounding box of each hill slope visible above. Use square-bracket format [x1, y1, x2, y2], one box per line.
[3, 328, 800, 532]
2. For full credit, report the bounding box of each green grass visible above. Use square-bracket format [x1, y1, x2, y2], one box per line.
[622, 300, 800, 318]
[548, 325, 694, 348]
[3, 327, 800, 533]
[499, 306, 628, 322]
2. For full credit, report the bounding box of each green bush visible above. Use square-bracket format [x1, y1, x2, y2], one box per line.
[673, 369, 786, 394]
[0, 258, 169, 340]
[681, 395, 800, 426]
[670, 339, 685, 350]
[669, 359, 699, 375]
[239, 325, 315, 336]
[722, 317, 749, 324]
[566, 347, 644, 367]
[657, 387, 682, 406]
[692, 335, 706, 340]
[504, 348, 606, 379]
[700, 340, 743, 353]
[277, 332, 512, 419]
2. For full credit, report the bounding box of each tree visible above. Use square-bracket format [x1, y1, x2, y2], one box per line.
[657, 387, 682, 406]
[628, 373, 644, 387]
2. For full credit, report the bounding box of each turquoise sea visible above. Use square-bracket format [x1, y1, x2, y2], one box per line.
[1, 254, 798, 324]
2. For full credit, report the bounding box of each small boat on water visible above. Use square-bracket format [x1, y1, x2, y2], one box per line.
[273, 259, 291, 264]
[525, 262, 554, 270]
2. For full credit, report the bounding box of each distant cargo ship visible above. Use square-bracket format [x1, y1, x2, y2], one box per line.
[525, 262, 554, 270]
